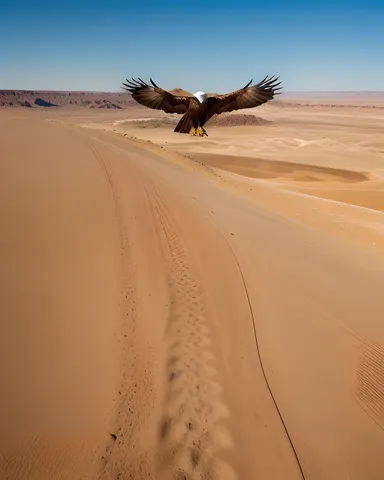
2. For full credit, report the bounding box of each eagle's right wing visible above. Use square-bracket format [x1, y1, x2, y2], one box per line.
[122, 78, 194, 114]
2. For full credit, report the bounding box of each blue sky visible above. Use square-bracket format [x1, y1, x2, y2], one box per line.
[1, 1, 384, 92]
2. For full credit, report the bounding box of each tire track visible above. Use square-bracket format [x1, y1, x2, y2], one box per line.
[143, 184, 237, 480]
[88, 136, 305, 478]
[87, 142, 153, 479]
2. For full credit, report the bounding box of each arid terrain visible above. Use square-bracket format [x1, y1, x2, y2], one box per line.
[1, 91, 384, 480]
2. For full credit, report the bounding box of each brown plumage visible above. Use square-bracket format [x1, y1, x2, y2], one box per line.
[121, 76, 282, 136]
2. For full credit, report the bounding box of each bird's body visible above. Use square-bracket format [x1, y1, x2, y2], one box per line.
[122, 76, 282, 137]
[174, 91, 209, 136]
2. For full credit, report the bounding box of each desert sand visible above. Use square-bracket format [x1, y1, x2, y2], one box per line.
[1, 96, 384, 480]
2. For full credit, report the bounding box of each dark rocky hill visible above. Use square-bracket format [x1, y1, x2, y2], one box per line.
[0, 90, 137, 109]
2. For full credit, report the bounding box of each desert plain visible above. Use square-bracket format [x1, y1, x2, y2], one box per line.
[1, 91, 384, 480]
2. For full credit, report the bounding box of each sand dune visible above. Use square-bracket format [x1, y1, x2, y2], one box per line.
[188, 152, 369, 182]
[187, 153, 384, 212]
[1, 104, 384, 479]
[101, 99, 384, 216]
[123, 114, 271, 129]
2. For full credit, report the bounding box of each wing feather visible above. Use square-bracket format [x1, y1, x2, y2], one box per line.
[206, 75, 282, 116]
[121, 78, 194, 114]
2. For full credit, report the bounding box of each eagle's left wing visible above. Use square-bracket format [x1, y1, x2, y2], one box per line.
[206, 75, 282, 117]
[122, 78, 193, 114]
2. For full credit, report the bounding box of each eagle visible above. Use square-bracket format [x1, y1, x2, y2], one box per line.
[121, 76, 282, 137]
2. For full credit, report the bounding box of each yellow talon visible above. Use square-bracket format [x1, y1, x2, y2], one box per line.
[189, 126, 208, 137]
[196, 126, 208, 137]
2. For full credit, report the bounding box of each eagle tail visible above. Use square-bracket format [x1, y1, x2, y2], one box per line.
[174, 112, 193, 134]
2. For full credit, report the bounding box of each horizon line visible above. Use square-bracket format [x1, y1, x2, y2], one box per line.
[1, 89, 384, 94]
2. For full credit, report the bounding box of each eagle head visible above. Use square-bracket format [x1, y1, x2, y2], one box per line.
[193, 91, 207, 104]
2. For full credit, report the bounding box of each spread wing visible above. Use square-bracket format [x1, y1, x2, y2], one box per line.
[206, 75, 282, 117]
[122, 78, 196, 114]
